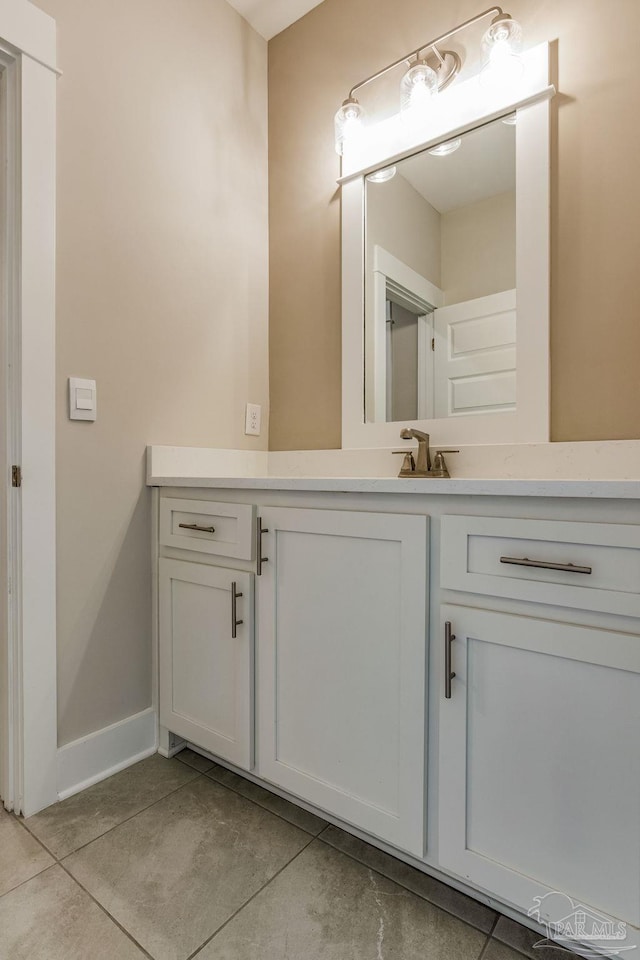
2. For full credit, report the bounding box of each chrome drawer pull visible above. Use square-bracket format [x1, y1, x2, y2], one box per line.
[231, 581, 243, 639]
[178, 522, 216, 534]
[444, 621, 456, 700]
[500, 556, 592, 575]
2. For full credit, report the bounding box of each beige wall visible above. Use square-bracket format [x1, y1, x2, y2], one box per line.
[367, 174, 441, 287]
[269, 0, 640, 448]
[441, 191, 516, 305]
[32, 0, 269, 746]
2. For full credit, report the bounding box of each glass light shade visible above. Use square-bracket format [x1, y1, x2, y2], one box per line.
[480, 16, 524, 92]
[400, 60, 438, 117]
[428, 138, 462, 157]
[334, 98, 365, 156]
[366, 165, 397, 183]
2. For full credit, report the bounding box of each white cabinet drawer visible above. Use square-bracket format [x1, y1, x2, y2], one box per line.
[160, 497, 255, 560]
[441, 515, 640, 616]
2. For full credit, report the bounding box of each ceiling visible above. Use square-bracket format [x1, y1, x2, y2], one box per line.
[226, 0, 325, 40]
[397, 119, 516, 213]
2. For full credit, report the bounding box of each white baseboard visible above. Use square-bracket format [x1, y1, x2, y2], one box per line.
[57, 707, 157, 801]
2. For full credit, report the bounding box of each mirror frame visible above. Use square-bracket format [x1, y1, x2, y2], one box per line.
[340, 42, 555, 449]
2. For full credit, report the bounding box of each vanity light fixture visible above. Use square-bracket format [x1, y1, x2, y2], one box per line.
[400, 58, 438, 119]
[335, 6, 523, 155]
[480, 14, 524, 90]
[334, 97, 366, 157]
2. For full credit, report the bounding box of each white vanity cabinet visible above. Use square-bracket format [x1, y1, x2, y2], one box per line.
[152, 480, 640, 957]
[255, 506, 429, 856]
[157, 495, 257, 770]
[438, 514, 640, 935]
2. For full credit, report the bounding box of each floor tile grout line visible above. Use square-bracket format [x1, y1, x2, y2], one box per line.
[200, 766, 327, 838]
[317, 829, 499, 937]
[0, 859, 155, 960]
[476, 912, 501, 960]
[19, 768, 203, 862]
[56, 859, 157, 960]
[183, 833, 318, 960]
[0, 858, 59, 902]
[176, 756, 218, 777]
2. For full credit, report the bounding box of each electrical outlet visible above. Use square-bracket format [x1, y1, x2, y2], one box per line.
[245, 403, 261, 436]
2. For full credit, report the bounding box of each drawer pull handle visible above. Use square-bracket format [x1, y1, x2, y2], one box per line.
[444, 621, 456, 700]
[257, 518, 269, 576]
[231, 581, 243, 639]
[500, 556, 592, 575]
[179, 522, 216, 534]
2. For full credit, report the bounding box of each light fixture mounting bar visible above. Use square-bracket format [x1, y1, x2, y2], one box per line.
[347, 5, 505, 99]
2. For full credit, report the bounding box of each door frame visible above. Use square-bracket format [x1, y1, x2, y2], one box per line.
[0, 0, 58, 817]
[367, 244, 442, 424]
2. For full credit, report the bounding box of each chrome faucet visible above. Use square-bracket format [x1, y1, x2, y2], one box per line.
[396, 428, 459, 478]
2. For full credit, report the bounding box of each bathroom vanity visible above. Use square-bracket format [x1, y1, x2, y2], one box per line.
[149, 449, 640, 958]
[148, 23, 640, 956]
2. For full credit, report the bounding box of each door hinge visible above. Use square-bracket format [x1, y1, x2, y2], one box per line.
[11, 465, 21, 487]
[431, 337, 435, 352]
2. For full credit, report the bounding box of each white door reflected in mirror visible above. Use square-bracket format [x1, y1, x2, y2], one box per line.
[365, 117, 516, 423]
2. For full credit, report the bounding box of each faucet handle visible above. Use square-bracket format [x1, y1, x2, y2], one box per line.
[392, 450, 415, 476]
[430, 450, 459, 479]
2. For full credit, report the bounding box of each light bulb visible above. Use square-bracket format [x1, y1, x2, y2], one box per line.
[480, 16, 524, 92]
[334, 98, 364, 156]
[400, 59, 438, 119]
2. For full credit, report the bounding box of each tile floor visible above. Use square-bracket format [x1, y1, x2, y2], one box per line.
[0, 750, 569, 960]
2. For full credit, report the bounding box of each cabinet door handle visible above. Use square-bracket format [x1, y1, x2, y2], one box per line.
[256, 517, 269, 576]
[444, 621, 456, 700]
[231, 581, 243, 638]
[178, 522, 216, 534]
[500, 556, 592, 575]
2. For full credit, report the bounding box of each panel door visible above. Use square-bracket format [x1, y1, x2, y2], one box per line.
[159, 559, 253, 769]
[434, 289, 516, 418]
[257, 507, 428, 856]
[439, 604, 640, 934]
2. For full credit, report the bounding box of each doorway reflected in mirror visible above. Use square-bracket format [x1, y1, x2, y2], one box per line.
[365, 117, 516, 423]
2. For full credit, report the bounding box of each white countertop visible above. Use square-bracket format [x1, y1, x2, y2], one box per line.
[147, 445, 640, 499]
[148, 474, 640, 498]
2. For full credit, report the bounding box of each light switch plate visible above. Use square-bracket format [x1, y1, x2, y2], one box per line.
[69, 377, 97, 421]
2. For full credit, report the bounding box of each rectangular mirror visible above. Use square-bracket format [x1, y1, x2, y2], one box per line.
[365, 117, 516, 423]
[340, 41, 553, 449]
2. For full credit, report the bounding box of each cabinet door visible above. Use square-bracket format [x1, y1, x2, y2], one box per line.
[257, 507, 428, 856]
[159, 559, 253, 769]
[439, 604, 640, 931]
